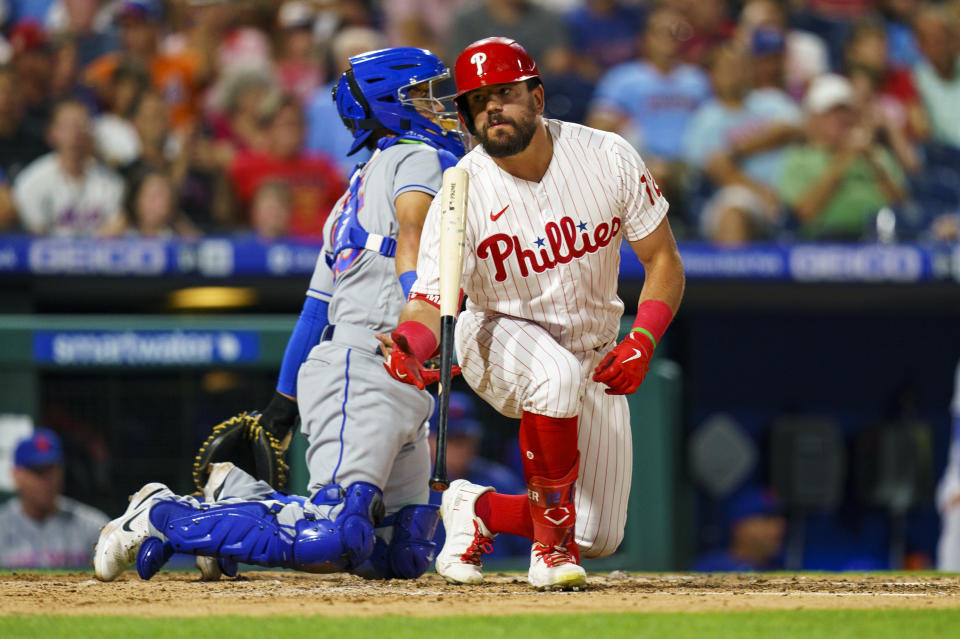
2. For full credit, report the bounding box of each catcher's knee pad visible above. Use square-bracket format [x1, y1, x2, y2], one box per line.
[142, 483, 383, 576]
[297, 481, 383, 571]
[351, 504, 440, 580]
[387, 504, 440, 579]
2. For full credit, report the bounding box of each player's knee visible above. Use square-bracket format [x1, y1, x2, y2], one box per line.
[579, 524, 625, 560]
[527, 348, 584, 416]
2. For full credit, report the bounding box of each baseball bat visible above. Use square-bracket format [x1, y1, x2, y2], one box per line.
[430, 167, 469, 492]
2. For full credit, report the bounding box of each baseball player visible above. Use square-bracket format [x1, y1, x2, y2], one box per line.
[93, 47, 466, 582]
[381, 38, 685, 590]
[0, 428, 109, 569]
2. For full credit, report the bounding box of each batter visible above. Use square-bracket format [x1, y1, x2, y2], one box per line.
[382, 38, 686, 590]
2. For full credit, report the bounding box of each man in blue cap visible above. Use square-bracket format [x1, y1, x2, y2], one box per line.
[0, 428, 108, 569]
[691, 486, 786, 572]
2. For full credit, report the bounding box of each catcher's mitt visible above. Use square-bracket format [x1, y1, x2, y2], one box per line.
[192, 411, 290, 492]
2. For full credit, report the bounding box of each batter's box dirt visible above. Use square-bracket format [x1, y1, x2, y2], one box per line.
[2, 572, 959, 617]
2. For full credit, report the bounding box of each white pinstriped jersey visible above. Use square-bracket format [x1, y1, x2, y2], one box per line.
[411, 119, 668, 353]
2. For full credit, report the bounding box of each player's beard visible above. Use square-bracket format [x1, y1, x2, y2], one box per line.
[476, 100, 539, 158]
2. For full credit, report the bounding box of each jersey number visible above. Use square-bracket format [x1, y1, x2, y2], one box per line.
[640, 172, 661, 206]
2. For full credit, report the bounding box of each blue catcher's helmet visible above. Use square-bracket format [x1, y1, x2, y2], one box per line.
[334, 47, 465, 157]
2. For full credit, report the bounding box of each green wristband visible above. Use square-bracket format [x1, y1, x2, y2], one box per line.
[630, 326, 656, 348]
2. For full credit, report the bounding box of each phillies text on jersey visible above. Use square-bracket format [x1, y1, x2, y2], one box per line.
[412, 119, 668, 353]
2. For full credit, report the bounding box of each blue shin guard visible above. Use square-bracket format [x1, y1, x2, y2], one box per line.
[388, 504, 440, 579]
[136, 482, 382, 579]
[352, 504, 440, 579]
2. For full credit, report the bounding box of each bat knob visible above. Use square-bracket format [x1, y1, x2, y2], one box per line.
[430, 479, 449, 492]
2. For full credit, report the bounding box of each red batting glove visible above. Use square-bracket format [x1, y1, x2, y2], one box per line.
[383, 332, 460, 390]
[419, 362, 462, 386]
[592, 331, 654, 395]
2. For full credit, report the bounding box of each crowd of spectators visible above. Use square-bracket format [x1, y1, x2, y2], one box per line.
[0, 0, 958, 245]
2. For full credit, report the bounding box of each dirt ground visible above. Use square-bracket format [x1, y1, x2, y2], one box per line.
[2, 571, 960, 617]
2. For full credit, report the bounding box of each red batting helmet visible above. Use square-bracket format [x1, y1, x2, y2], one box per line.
[453, 37, 540, 134]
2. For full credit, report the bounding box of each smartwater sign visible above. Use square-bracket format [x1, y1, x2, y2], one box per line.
[32, 331, 260, 365]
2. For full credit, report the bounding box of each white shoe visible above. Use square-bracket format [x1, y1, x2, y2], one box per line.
[435, 479, 495, 584]
[94, 483, 171, 581]
[527, 542, 587, 590]
[195, 463, 236, 581]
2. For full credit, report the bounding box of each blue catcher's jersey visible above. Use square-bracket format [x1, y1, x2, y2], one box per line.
[307, 139, 454, 333]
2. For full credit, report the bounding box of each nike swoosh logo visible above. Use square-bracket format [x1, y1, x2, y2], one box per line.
[490, 205, 509, 221]
[622, 348, 645, 364]
[397, 371, 407, 379]
[121, 486, 166, 532]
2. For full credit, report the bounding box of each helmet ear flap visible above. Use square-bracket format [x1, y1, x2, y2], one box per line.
[344, 70, 371, 122]
[454, 94, 477, 136]
[335, 69, 385, 155]
[337, 69, 383, 132]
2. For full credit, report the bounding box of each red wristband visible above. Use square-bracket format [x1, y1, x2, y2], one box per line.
[631, 300, 674, 348]
[395, 320, 438, 363]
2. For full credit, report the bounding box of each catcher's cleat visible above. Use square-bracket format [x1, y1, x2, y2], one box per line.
[527, 542, 587, 591]
[196, 555, 239, 581]
[435, 479, 495, 584]
[94, 482, 172, 581]
[196, 462, 240, 581]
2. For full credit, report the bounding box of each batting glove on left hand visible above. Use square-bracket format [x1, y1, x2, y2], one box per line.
[383, 332, 460, 390]
[592, 331, 654, 395]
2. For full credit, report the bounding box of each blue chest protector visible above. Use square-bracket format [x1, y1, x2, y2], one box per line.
[325, 135, 458, 279]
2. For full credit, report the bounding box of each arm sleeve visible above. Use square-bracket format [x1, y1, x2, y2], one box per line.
[275, 251, 334, 397]
[615, 137, 670, 241]
[275, 296, 329, 397]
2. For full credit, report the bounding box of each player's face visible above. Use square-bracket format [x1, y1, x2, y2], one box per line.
[405, 83, 441, 125]
[13, 464, 64, 517]
[403, 81, 461, 133]
[466, 81, 541, 158]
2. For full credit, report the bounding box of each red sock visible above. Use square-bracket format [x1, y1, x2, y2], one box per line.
[474, 492, 582, 558]
[472, 413, 579, 544]
[518, 412, 578, 479]
[475, 492, 532, 539]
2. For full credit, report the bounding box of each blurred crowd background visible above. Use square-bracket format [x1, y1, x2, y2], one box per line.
[0, 0, 958, 245]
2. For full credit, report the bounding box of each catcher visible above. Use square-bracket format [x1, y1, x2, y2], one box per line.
[93, 47, 465, 581]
